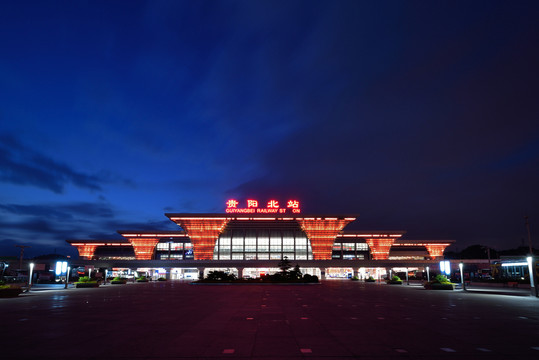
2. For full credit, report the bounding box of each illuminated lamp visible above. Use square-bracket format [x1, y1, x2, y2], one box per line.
[459, 262, 465, 290]
[501, 261, 528, 267]
[440, 260, 451, 276]
[527, 257, 536, 294]
[55, 261, 61, 276]
[297, 218, 354, 260]
[171, 218, 230, 260]
[365, 238, 395, 260]
[28, 263, 34, 290]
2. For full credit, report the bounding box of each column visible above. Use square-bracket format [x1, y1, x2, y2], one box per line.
[198, 268, 204, 280]
[236, 267, 244, 279]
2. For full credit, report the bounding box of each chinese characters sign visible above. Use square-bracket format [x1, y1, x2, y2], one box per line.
[225, 199, 301, 214]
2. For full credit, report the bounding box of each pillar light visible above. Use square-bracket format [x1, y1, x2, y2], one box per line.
[527, 256, 535, 289]
[439, 260, 451, 275]
[459, 262, 465, 291]
[28, 263, 35, 290]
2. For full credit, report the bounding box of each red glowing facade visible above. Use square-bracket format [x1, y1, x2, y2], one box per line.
[424, 244, 451, 259]
[126, 238, 159, 260]
[71, 243, 101, 260]
[168, 217, 230, 260]
[67, 210, 455, 261]
[297, 218, 355, 260]
[365, 238, 396, 260]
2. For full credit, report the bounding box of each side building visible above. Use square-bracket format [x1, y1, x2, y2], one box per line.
[66, 213, 455, 280]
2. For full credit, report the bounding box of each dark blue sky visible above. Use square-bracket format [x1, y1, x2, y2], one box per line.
[1, 1, 538, 258]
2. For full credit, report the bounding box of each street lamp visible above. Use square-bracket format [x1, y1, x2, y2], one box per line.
[0, 262, 8, 278]
[527, 256, 536, 297]
[459, 262, 465, 291]
[27, 262, 35, 292]
[65, 266, 70, 289]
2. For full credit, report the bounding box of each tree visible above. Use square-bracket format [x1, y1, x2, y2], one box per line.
[278, 256, 292, 274]
[290, 264, 302, 280]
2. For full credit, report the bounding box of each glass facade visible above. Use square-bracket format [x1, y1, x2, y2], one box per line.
[213, 229, 313, 260]
[155, 242, 194, 260]
[154, 238, 373, 261]
[331, 242, 369, 260]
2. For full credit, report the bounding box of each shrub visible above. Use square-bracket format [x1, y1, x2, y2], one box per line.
[111, 276, 127, 284]
[387, 275, 403, 284]
[0, 284, 22, 297]
[206, 270, 236, 281]
[434, 275, 451, 284]
[75, 276, 99, 288]
[424, 274, 454, 290]
[302, 274, 319, 283]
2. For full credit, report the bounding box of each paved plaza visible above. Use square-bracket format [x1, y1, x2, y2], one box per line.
[1, 280, 538, 359]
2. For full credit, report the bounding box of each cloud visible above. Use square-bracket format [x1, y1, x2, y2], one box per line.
[0, 200, 118, 257]
[0, 198, 181, 257]
[0, 134, 102, 193]
[0, 202, 114, 221]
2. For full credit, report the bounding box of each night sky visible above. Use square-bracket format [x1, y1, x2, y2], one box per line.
[1, 1, 538, 258]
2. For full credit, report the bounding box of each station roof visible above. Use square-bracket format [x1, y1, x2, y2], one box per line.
[165, 213, 360, 220]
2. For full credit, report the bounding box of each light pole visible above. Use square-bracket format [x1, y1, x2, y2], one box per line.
[65, 266, 70, 289]
[459, 262, 465, 291]
[0, 262, 8, 278]
[527, 257, 536, 297]
[27, 262, 34, 292]
[426, 266, 430, 282]
[524, 217, 536, 297]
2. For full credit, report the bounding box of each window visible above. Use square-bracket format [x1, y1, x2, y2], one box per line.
[212, 229, 313, 260]
[356, 243, 369, 251]
[342, 243, 355, 251]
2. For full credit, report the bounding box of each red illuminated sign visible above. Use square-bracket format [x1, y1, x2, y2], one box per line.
[226, 199, 301, 214]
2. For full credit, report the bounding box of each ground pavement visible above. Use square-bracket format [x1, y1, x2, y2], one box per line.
[1, 280, 538, 359]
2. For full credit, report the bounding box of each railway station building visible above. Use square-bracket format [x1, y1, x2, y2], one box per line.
[66, 199, 455, 280]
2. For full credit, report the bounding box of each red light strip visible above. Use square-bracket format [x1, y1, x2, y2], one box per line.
[121, 233, 188, 237]
[337, 234, 403, 238]
[393, 242, 452, 247]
